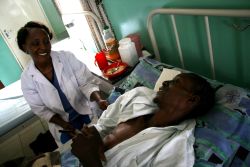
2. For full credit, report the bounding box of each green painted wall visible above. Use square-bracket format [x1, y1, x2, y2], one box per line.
[39, 0, 69, 41]
[103, 0, 250, 88]
[0, 35, 22, 86]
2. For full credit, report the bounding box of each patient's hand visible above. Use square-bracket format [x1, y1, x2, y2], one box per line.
[71, 126, 105, 167]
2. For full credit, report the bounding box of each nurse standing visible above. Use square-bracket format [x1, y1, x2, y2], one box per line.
[17, 21, 108, 145]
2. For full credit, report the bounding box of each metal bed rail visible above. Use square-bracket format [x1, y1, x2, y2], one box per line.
[147, 8, 250, 79]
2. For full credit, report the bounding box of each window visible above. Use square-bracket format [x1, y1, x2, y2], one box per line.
[54, 0, 99, 53]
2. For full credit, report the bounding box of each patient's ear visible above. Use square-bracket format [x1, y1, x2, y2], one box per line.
[188, 95, 200, 106]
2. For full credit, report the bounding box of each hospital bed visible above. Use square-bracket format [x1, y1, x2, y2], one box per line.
[0, 80, 33, 137]
[114, 57, 250, 166]
[105, 8, 250, 166]
[0, 80, 51, 165]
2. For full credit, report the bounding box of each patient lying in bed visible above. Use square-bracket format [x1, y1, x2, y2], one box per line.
[71, 73, 215, 167]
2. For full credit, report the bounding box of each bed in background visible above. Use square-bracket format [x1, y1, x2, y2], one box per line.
[0, 80, 34, 137]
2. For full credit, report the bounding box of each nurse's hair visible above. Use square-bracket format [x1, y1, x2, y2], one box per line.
[17, 21, 53, 52]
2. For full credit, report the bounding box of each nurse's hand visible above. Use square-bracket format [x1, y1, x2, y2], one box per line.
[50, 114, 75, 136]
[90, 91, 108, 110]
[97, 99, 109, 110]
[61, 122, 75, 136]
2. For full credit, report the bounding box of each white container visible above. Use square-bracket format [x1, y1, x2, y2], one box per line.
[103, 28, 113, 42]
[118, 38, 139, 67]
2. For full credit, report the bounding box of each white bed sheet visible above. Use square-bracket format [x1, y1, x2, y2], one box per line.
[0, 80, 33, 136]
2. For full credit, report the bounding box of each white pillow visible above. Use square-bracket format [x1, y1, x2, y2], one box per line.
[154, 68, 181, 91]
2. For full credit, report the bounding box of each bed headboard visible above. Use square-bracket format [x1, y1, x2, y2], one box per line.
[147, 8, 250, 88]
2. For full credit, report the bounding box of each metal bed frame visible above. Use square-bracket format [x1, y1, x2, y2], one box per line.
[147, 8, 250, 79]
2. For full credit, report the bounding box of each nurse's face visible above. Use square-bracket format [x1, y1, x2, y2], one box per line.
[23, 28, 51, 65]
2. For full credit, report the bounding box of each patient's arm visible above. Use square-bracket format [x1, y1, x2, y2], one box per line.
[71, 114, 151, 166]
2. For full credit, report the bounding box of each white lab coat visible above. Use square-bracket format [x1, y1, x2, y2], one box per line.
[21, 51, 99, 144]
[95, 87, 195, 167]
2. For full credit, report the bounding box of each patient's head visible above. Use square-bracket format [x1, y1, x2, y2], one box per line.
[153, 73, 214, 125]
[183, 73, 215, 117]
